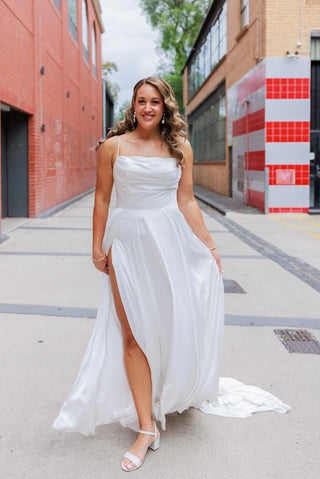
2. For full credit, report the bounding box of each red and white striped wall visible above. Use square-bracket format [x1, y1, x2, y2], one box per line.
[228, 63, 266, 212]
[265, 58, 310, 213]
[228, 58, 311, 213]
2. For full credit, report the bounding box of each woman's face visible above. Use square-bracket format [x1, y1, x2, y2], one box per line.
[133, 84, 165, 130]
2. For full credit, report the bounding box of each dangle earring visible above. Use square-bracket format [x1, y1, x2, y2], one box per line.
[133, 111, 136, 123]
[161, 113, 166, 125]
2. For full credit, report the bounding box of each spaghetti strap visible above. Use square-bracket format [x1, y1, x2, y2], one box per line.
[117, 136, 120, 158]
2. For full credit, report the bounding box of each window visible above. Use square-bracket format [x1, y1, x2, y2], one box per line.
[92, 23, 97, 77]
[219, 3, 227, 57]
[53, 0, 60, 10]
[82, 0, 89, 61]
[188, 2, 227, 98]
[204, 34, 211, 78]
[199, 43, 205, 86]
[189, 83, 226, 163]
[69, 0, 78, 41]
[240, 0, 249, 30]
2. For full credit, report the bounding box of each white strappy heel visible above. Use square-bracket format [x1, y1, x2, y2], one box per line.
[121, 422, 160, 472]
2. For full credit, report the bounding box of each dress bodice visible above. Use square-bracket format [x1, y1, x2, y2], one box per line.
[113, 156, 181, 210]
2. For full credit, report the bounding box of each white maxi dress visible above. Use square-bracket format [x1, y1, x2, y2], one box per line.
[53, 153, 290, 436]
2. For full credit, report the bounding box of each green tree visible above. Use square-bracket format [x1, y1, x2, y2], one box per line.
[115, 100, 131, 124]
[139, 0, 210, 110]
[161, 69, 184, 111]
[102, 61, 120, 105]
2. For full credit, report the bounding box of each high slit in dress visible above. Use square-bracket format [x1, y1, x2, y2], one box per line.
[52, 150, 290, 436]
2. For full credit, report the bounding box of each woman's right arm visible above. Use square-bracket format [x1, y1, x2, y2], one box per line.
[92, 137, 116, 273]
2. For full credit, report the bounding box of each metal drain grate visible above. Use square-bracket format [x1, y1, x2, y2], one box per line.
[223, 279, 246, 294]
[274, 329, 320, 354]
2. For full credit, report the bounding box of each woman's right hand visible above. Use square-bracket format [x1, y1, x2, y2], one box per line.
[92, 252, 109, 275]
[92, 137, 116, 277]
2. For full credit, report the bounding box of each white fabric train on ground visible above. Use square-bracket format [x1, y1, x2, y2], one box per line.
[52, 155, 290, 436]
[200, 378, 290, 418]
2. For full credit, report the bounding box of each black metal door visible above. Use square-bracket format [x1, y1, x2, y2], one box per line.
[1, 109, 29, 217]
[1, 112, 9, 217]
[310, 61, 320, 210]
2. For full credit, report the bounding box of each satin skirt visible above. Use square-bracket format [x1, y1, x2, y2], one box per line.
[53, 207, 290, 436]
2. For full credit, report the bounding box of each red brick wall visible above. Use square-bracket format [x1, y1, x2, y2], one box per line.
[0, 0, 103, 226]
[0, 0, 35, 113]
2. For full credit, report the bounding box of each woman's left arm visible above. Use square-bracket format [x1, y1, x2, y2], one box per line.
[177, 140, 223, 273]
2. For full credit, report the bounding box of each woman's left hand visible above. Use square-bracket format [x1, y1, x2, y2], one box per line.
[210, 248, 223, 273]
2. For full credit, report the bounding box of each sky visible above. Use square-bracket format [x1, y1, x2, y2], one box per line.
[100, 0, 161, 109]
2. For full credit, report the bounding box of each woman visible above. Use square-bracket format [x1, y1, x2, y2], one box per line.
[53, 77, 289, 472]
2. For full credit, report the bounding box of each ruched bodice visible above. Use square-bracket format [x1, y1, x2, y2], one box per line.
[114, 156, 181, 210]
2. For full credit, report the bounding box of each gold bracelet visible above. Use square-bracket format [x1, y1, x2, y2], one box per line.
[209, 246, 218, 251]
[92, 254, 107, 263]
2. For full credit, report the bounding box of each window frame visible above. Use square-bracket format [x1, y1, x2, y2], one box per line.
[82, 0, 89, 62]
[240, 0, 249, 30]
[92, 23, 97, 77]
[68, 0, 78, 42]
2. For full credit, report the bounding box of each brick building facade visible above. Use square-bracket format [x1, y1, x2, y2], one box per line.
[183, 0, 320, 213]
[0, 0, 104, 234]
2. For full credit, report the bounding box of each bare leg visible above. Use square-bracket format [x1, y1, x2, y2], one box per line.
[108, 248, 159, 469]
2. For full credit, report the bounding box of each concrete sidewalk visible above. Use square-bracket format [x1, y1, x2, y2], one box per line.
[0, 192, 319, 479]
[194, 185, 320, 270]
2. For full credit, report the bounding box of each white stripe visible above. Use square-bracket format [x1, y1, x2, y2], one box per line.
[266, 99, 310, 122]
[228, 89, 265, 122]
[266, 143, 310, 165]
[266, 57, 310, 78]
[268, 185, 309, 208]
[233, 129, 265, 153]
[246, 170, 265, 193]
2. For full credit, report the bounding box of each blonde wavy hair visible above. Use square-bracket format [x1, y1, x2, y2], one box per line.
[98, 77, 188, 166]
